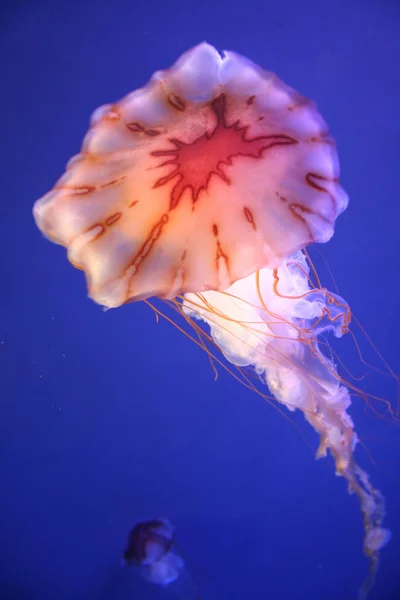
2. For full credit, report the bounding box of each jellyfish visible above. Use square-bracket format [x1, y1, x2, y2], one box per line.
[123, 519, 181, 584]
[33, 43, 392, 598]
[123, 518, 200, 598]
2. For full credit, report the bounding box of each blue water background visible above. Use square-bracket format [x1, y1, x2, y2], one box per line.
[1, 1, 399, 599]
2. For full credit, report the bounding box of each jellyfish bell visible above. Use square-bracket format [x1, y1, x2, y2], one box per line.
[33, 41, 348, 308]
[34, 43, 391, 599]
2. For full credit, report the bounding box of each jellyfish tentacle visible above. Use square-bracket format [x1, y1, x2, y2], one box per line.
[182, 251, 390, 598]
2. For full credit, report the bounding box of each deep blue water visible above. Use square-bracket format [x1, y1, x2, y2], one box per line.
[1, 1, 399, 599]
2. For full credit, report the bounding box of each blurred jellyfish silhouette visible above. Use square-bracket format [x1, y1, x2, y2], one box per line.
[34, 43, 393, 598]
[123, 519, 200, 598]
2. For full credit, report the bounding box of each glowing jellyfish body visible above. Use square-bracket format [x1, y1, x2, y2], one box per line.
[34, 43, 347, 306]
[33, 43, 390, 597]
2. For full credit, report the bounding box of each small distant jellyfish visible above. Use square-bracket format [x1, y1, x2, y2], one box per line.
[33, 43, 393, 598]
[123, 519, 199, 598]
